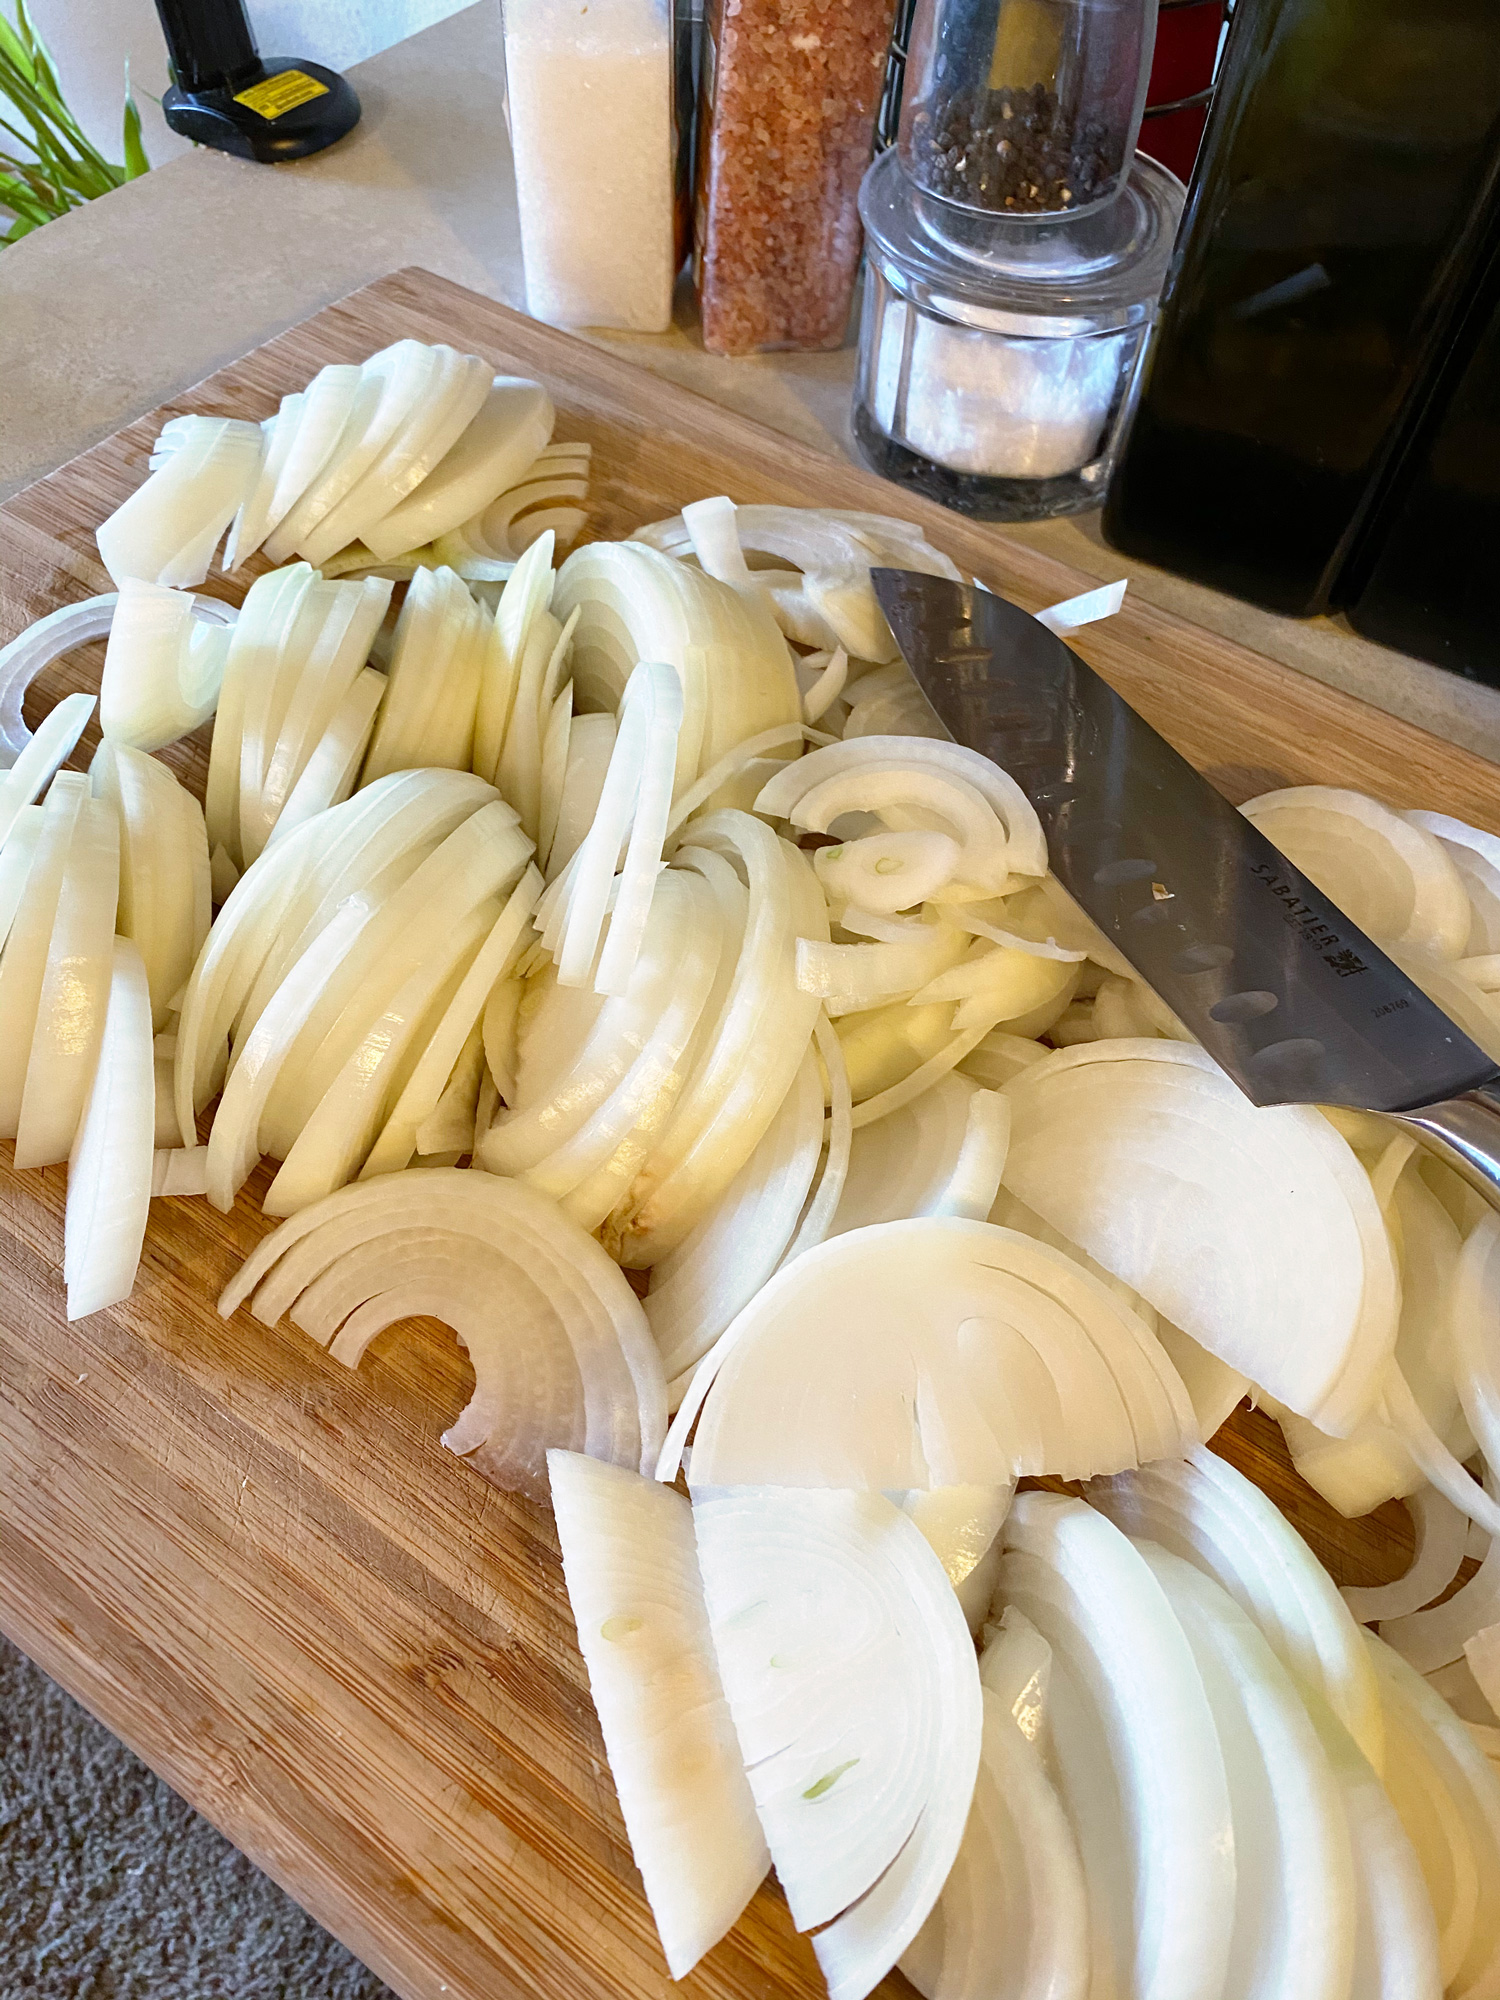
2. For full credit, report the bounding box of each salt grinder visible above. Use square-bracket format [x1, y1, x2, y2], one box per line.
[854, 0, 1183, 521]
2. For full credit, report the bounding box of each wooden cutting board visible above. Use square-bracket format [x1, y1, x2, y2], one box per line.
[1, 266, 1494, 2000]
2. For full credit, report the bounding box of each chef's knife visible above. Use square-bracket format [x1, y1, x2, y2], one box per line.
[871, 568, 1500, 1209]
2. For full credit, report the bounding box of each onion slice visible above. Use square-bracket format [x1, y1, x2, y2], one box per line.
[547, 1451, 768, 1978]
[1242, 785, 1472, 960]
[0, 691, 96, 848]
[1344, 1489, 1472, 1626]
[693, 1485, 982, 2000]
[1088, 1444, 1385, 1772]
[363, 378, 554, 561]
[220, 1168, 665, 1493]
[996, 1493, 1234, 2000]
[16, 791, 119, 1167]
[64, 938, 155, 1318]
[756, 736, 1047, 880]
[1368, 1630, 1500, 1994]
[1001, 1040, 1399, 1437]
[0, 598, 113, 762]
[899, 1675, 1088, 2000]
[672, 1217, 1195, 1489]
[1137, 1542, 1356, 2000]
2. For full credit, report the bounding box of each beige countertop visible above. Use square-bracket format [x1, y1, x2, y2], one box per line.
[6, 0, 1499, 763]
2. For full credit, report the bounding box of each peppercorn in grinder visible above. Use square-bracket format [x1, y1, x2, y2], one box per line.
[853, 0, 1182, 521]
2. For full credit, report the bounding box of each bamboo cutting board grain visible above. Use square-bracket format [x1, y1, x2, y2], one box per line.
[0, 267, 1494, 2000]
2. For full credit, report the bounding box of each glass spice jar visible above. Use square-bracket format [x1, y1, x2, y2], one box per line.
[693, 0, 899, 356]
[853, 142, 1183, 519]
[899, 0, 1161, 218]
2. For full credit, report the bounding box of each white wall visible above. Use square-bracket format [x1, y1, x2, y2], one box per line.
[27, 0, 477, 167]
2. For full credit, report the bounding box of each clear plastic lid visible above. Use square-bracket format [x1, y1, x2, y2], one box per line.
[860, 141, 1184, 337]
[898, 0, 1160, 218]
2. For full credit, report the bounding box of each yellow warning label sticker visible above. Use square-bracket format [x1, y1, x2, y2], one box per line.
[233, 70, 329, 121]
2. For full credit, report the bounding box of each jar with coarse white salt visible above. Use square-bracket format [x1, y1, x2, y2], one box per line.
[854, 143, 1182, 520]
[503, 0, 690, 333]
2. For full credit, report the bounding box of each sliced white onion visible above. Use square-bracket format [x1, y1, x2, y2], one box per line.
[206, 798, 531, 1207]
[287, 346, 493, 569]
[260, 898, 497, 1217]
[220, 1167, 664, 1495]
[268, 667, 386, 846]
[797, 907, 967, 1015]
[1088, 1445, 1386, 1772]
[1406, 811, 1500, 954]
[1301, 1677, 1443, 2000]
[1137, 1542, 1356, 2000]
[99, 580, 234, 753]
[1001, 1040, 1399, 1437]
[831, 1072, 979, 1235]
[221, 402, 295, 573]
[957, 1028, 1050, 1091]
[1343, 1489, 1474, 1627]
[592, 663, 683, 997]
[553, 540, 801, 800]
[900, 1669, 1086, 2000]
[849, 1008, 1022, 1128]
[361, 866, 542, 1181]
[674, 1217, 1195, 1490]
[0, 691, 96, 848]
[97, 417, 263, 587]
[802, 646, 849, 725]
[486, 872, 722, 1232]
[547, 1451, 768, 1979]
[693, 1485, 982, 2000]
[360, 565, 484, 785]
[1242, 786, 1472, 960]
[439, 440, 592, 562]
[174, 769, 501, 1147]
[931, 1090, 1010, 1221]
[15, 790, 119, 1167]
[776, 1010, 852, 1265]
[152, 1144, 209, 1198]
[1034, 578, 1128, 634]
[0, 597, 114, 763]
[606, 817, 823, 1268]
[1368, 1629, 1500, 1994]
[231, 368, 363, 569]
[635, 504, 960, 663]
[645, 1044, 824, 1388]
[474, 530, 555, 788]
[997, 1493, 1234, 2000]
[756, 736, 1047, 880]
[361, 377, 554, 561]
[64, 938, 155, 1319]
[814, 830, 962, 915]
[1381, 1473, 1500, 1675]
[90, 742, 210, 1033]
[897, 1484, 1016, 1638]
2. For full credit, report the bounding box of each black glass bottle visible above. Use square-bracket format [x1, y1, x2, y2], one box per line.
[1102, 0, 1500, 615]
[1342, 220, 1500, 685]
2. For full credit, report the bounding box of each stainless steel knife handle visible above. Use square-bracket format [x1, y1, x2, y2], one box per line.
[1391, 1081, 1500, 1213]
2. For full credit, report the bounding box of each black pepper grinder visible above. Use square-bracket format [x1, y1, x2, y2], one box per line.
[155, 0, 361, 162]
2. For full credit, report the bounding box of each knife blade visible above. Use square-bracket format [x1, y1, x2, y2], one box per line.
[871, 567, 1499, 1119]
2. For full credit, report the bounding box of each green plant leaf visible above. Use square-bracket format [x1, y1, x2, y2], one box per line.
[121, 61, 147, 180]
[0, 0, 134, 245]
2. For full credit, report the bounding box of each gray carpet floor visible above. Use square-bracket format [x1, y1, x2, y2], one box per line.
[1, 1634, 399, 1999]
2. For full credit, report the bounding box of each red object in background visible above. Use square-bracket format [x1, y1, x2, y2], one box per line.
[1138, 0, 1225, 183]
